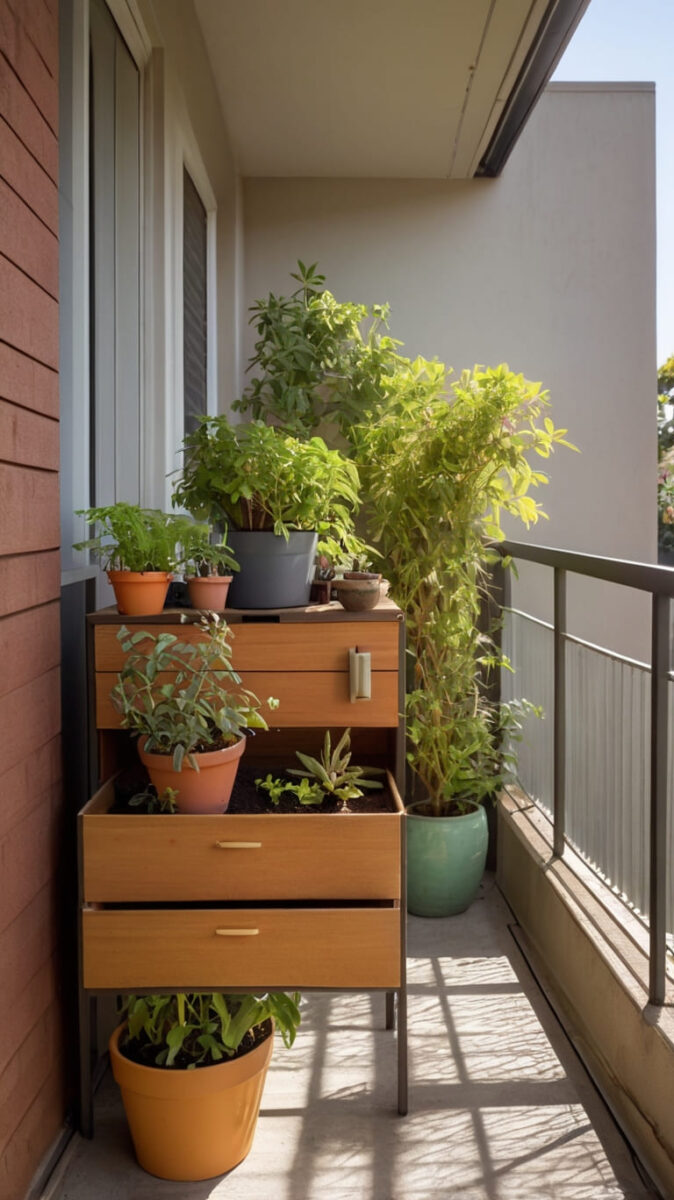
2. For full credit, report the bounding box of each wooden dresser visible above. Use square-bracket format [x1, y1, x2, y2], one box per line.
[78, 599, 407, 1134]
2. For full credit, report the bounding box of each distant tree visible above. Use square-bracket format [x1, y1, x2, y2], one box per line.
[657, 354, 674, 560]
[658, 353, 674, 455]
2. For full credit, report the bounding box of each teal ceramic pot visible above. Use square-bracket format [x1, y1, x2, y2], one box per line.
[406, 800, 488, 917]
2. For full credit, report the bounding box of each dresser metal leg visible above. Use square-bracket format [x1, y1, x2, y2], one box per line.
[385, 991, 395, 1029]
[78, 990, 96, 1138]
[397, 984, 408, 1115]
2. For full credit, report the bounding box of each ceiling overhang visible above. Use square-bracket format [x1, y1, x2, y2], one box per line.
[193, 0, 591, 180]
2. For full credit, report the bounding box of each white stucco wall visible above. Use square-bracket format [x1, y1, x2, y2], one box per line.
[241, 84, 657, 659]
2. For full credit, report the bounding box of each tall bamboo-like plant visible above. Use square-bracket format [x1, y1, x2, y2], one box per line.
[353, 358, 574, 816]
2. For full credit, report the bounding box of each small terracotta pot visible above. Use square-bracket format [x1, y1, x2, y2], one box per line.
[334, 577, 381, 612]
[107, 570, 172, 616]
[109, 1021, 274, 1181]
[138, 735, 246, 813]
[186, 575, 233, 611]
[343, 571, 382, 582]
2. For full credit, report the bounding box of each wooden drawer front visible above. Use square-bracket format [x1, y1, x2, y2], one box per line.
[82, 907, 401, 989]
[96, 669, 399, 729]
[95, 621, 399, 673]
[83, 812, 401, 903]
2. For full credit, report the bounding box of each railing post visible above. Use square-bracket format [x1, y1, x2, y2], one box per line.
[649, 594, 670, 1005]
[553, 568, 566, 858]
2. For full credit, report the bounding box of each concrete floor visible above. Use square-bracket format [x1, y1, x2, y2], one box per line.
[43, 878, 658, 1200]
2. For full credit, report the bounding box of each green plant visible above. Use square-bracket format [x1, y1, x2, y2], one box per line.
[74, 503, 196, 572]
[288, 729, 384, 803]
[180, 522, 239, 578]
[173, 417, 366, 561]
[118, 991, 301, 1069]
[233, 261, 400, 439]
[128, 786, 179, 814]
[352, 360, 574, 816]
[256, 773, 323, 807]
[111, 614, 277, 770]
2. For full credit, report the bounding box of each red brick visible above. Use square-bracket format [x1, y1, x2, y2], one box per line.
[0, 602, 60, 697]
[0, 463, 59, 555]
[0, 114, 57, 233]
[0, 782, 61, 933]
[0, 665, 60, 775]
[0, 2, 58, 133]
[6, 0, 59, 79]
[0, 735, 61, 838]
[0, 955, 57, 1073]
[0, 254, 58, 367]
[0, 882, 58, 1003]
[0, 177, 58, 295]
[0, 550, 60, 617]
[0, 1047, 64, 1200]
[0, 49, 57, 181]
[0, 340, 58, 416]
[0, 1002, 62, 1155]
[0, 399, 59, 470]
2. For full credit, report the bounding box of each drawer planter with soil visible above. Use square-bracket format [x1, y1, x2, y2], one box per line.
[79, 598, 408, 1132]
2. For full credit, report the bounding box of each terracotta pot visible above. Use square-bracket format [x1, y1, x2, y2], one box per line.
[107, 570, 172, 616]
[186, 575, 233, 611]
[109, 1021, 274, 1181]
[334, 577, 381, 612]
[343, 571, 381, 582]
[138, 734, 246, 813]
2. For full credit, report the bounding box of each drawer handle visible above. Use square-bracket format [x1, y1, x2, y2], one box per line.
[349, 647, 371, 702]
[214, 841, 262, 849]
[215, 928, 259, 937]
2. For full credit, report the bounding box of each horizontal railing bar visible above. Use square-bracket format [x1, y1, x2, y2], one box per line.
[507, 608, 650, 672]
[500, 540, 674, 596]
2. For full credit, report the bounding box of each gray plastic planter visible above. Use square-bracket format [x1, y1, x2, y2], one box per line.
[227, 531, 318, 609]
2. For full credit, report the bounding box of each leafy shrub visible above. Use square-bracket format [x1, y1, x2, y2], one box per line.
[74, 503, 198, 573]
[111, 614, 277, 770]
[173, 417, 366, 561]
[119, 991, 301, 1069]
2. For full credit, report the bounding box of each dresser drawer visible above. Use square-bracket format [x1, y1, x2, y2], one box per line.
[81, 773, 404, 903]
[82, 907, 401, 990]
[83, 809, 402, 904]
[95, 619, 400, 673]
[95, 668, 400, 728]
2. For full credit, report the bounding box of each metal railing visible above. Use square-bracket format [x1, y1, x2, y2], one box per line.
[499, 541, 674, 1005]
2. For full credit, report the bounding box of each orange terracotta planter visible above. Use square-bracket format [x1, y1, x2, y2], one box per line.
[186, 574, 233, 611]
[109, 1022, 274, 1181]
[107, 570, 172, 616]
[138, 734, 246, 813]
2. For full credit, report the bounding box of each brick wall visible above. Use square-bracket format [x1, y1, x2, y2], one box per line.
[0, 1, 64, 1197]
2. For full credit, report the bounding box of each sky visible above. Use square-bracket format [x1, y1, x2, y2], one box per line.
[553, 0, 673, 365]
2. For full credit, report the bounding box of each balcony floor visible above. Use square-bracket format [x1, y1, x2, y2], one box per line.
[44, 878, 657, 1200]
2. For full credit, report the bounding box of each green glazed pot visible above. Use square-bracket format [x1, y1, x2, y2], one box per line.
[406, 800, 488, 917]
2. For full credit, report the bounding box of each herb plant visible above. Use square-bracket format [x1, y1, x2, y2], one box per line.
[74, 503, 196, 572]
[173, 417, 366, 561]
[111, 614, 277, 770]
[256, 773, 323, 807]
[128, 786, 179, 814]
[288, 729, 384, 803]
[119, 991, 301, 1069]
[180, 522, 239, 578]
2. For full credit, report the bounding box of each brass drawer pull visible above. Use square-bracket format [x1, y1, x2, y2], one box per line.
[214, 841, 262, 849]
[215, 928, 259, 937]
